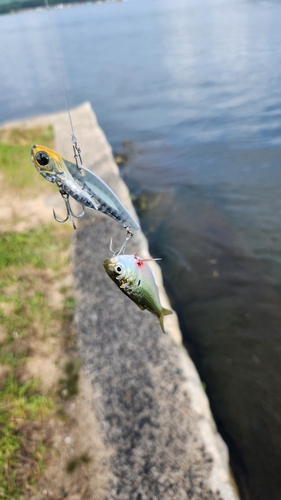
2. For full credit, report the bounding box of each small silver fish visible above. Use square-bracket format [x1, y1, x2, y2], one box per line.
[103, 253, 172, 332]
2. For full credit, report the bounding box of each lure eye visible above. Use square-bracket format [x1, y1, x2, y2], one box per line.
[115, 265, 123, 274]
[36, 151, 49, 167]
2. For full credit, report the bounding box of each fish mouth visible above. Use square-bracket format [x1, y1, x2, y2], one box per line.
[103, 259, 111, 271]
[103, 258, 115, 270]
[103, 258, 118, 278]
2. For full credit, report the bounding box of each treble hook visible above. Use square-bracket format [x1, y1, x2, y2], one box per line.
[53, 191, 85, 230]
[110, 225, 134, 256]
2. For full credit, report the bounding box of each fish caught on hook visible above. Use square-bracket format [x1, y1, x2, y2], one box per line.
[103, 252, 172, 332]
[30, 144, 139, 232]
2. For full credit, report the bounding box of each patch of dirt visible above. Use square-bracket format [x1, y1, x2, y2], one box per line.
[0, 151, 111, 499]
[32, 374, 112, 500]
[0, 189, 67, 234]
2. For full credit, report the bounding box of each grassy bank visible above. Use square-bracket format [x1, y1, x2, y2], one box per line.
[0, 127, 78, 498]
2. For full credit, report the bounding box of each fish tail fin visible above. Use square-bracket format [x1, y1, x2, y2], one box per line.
[159, 308, 173, 333]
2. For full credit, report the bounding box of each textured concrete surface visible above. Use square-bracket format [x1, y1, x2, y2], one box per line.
[1, 103, 239, 500]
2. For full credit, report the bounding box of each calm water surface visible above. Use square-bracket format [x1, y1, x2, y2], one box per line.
[1, 1, 281, 498]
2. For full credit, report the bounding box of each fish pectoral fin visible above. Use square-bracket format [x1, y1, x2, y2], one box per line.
[159, 308, 173, 334]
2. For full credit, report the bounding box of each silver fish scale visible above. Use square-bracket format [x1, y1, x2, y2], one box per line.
[56, 178, 97, 210]
[65, 160, 139, 230]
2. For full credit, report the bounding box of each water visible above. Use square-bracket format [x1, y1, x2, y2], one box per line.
[1, 1, 281, 498]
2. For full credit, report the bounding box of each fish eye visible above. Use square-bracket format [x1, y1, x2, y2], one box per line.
[115, 265, 123, 274]
[36, 151, 49, 166]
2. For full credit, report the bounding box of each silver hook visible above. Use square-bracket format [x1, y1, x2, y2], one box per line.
[53, 191, 85, 230]
[110, 225, 134, 256]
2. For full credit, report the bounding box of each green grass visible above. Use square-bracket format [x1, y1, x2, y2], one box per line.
[0, 225, 70, 338]
[66, 452, 91, 474]
[59, 359, 80, 398]
[0, 225, 70, 497]
[0, 227, 72, 498]
[0, 126, 75, 498]
[0, 375, 54, 499]
[0, 225, 63, 270]
[0, 125, 54, 191]
[0, 226, 58, 270]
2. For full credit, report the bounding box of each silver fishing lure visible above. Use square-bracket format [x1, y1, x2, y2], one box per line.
[104, 253, 172, 332]
[31, 144, 139, 233]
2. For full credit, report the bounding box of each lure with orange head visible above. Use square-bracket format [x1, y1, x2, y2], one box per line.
[31, 144, 139, 232]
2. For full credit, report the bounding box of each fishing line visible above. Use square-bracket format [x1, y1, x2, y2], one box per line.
[32, 0, 139, 246]
[44, 0, 82, 166]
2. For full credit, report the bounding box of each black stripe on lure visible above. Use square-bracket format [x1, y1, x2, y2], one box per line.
[103, 253, 172, 333]
[30, 144, 139, 232]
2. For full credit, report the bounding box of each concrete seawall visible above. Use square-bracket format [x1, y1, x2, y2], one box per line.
[3, 102, 239, 500]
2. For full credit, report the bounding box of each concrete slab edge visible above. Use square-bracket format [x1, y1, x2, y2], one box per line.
[1, 102, 239, 500]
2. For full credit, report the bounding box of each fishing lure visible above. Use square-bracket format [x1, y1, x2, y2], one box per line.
[31, 144, 139, 233]
[103, 253, 172, 332]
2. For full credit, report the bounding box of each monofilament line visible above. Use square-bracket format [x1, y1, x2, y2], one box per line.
[44, 0, 77, 147]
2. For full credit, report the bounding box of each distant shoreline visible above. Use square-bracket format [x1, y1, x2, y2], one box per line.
[0, 0, 123, 16]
